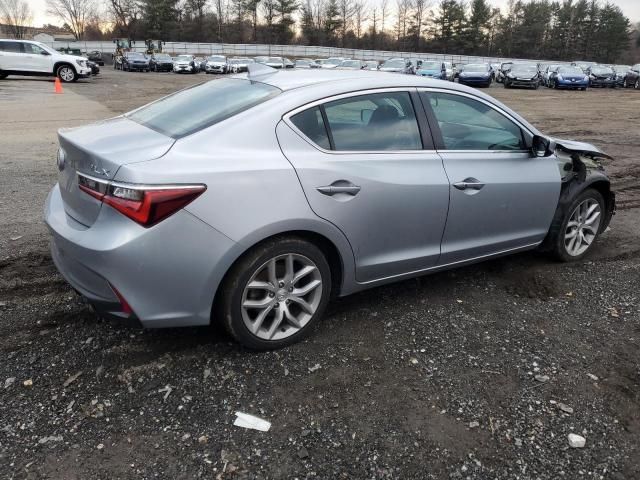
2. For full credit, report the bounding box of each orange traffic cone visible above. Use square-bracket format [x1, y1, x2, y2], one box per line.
[54, 77, 63, 94]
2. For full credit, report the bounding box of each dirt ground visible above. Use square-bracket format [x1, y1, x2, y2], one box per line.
[0, 70, 639, 480]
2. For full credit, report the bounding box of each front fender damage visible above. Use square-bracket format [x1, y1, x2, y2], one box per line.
[538, 138, 616, 251]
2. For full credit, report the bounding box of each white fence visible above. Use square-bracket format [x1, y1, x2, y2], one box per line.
[44, 40, 542, 65]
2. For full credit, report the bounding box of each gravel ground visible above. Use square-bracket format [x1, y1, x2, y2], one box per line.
[0, 70, 639, 479]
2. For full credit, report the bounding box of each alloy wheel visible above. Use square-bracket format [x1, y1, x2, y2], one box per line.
[58, 66, 74, 82]
[564, 198, 601, 257]
[241, 253, 323, 341]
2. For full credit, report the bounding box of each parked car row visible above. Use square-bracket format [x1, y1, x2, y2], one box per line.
[496, 60, 640, 90]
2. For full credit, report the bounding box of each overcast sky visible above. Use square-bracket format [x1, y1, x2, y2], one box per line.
[30, 0, 640, 29]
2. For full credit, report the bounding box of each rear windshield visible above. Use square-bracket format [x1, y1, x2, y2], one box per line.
[127, 79, 281, 138]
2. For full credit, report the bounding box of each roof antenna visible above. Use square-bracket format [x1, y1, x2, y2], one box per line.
[248, 63, 278, 78]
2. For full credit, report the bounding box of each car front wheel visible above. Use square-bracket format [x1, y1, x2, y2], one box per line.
[218, 237, 331, 350]
[550, 189, 605, 262]
[57, 64, 77, 82]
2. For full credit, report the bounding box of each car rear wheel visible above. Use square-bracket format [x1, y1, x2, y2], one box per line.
[0, 72, 7, 79]
[549, 189, 605, 262]
[57, 64, 77, 82]
[218, 237, 332, 350]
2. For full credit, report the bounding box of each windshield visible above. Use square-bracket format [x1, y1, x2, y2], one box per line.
[296, 60, 310, 66]
[382, 60, 405, 68]
[267, 57, 282, 63]
[208, 56, 225, 62]
[461, 64, 489, 72]
[420, 62, 440, 70]
[127, 79, 281, 139]
[615, 65, 630, 71]
[128, 52, 144, 58]
[340, 60, 360, 68]
[177, 55, 192, 61]
[326, 58, 343, 65]
[558, 67, 584, 75]
[155, 54, 171, 60]
[511, 65, 538, 74]
[591, 66, 613, 74]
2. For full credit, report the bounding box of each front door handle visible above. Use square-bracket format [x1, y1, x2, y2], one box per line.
[453, 178, 485, 191]
[317, 182, 361, 196]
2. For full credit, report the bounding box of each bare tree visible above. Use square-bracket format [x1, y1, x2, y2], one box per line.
[395, 0, 410, 45]
[338, 0, 355, 45]
[0, 0, 32, 39]
[380, 0, 388, 34]
[107, 0, 138, 37]
[353, 0, 367, 39]
[47, 0, 97, 40]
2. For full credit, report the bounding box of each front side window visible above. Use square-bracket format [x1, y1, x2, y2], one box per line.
[127, 78, 281, 138]
[424, 92, 525, 151]
[24, 43, 46, 54]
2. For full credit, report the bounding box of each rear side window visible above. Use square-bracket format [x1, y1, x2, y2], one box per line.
[290, 107, 331, 150]
[0, 41, 22, 53]
[127, 79, 281, 138]
[323, 92, 422, 151]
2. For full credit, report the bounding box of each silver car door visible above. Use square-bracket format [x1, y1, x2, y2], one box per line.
[276, 89, 450, 283]
[420, 89, 561, 265]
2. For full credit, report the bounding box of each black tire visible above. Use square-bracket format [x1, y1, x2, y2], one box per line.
[56, 64, 77, 82]
[547, 189, 605, 262]
[0, 72, 7, 79]
[217, 237, 332, 350]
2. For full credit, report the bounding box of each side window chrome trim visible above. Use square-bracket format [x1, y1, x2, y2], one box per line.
[283, 87, 438, 155]
[417, 87, 535, 138]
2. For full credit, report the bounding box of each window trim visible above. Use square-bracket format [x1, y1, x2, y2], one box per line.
[418, 87, 534, 154]
[283, 87, 436, 155]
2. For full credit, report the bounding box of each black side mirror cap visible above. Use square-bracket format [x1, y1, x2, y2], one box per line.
[532, 135, 554, 157]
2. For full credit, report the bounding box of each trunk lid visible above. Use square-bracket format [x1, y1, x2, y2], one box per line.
[57, 116, 174, 226]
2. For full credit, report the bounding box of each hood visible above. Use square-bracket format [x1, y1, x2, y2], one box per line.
[552, 137, 613, 160]
[63, 54, 88, 63]
[461, 71, 489, 76]
[417, 69, 441, 75]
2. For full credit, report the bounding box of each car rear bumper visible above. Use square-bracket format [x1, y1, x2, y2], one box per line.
[44, 184, 237, 328]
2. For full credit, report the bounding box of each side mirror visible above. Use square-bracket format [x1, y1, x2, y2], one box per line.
[532, 135, 553, 157]
[41, 50, 51, 55]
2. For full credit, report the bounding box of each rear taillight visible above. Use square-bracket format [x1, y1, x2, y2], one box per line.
[78, 173, 205, 227]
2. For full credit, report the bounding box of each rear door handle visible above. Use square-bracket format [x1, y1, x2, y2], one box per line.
[453, 178, 485, 191]
[317, 182, 361, 196]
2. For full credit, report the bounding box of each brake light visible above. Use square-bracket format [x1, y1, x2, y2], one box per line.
[78, 174, 205, 227]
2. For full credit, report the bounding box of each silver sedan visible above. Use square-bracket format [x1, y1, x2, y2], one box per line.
[45, 66, 615, 349]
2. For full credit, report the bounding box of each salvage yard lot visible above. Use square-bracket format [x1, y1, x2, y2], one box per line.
[1, 70, 639, 479]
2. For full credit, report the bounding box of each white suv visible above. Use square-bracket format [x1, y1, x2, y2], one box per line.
[0, 39, 92, 82]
